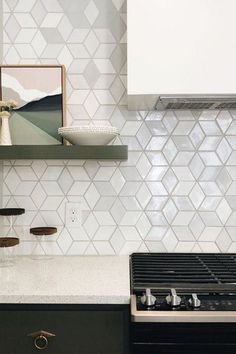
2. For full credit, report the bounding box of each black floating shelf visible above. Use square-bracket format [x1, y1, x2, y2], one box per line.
[0, 145, 128, 160]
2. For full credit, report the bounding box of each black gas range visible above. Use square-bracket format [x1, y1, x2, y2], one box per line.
[130, 253, 236, 354]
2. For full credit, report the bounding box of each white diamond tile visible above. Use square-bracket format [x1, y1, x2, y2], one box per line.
[174, 242, 195, 252]
[163, 200, 178, 224]
[136, 213, 151, 239]
[189, 154, 204, 179]
[199, 212, 222, 227]
[119, 241, 142, 255]
[84, 0, 99, 25]
[41, 181, 63, 196]
[189, 124, 205, 148]
[162, 111, 178, 133]
[120, 211, 141, 226]
[217, 110, 232, 133]
[216, 138, 232, 163]
[84, 30, 99, 55]
[120, 196, 141, 211]
[119, 226, 141, 241]
[68, 181, 90, 196]
[83, 213, 99, 238]
[136, 153, 151, 179]
[31, 31, 47, 56]
[136, 183, 151, 208]
[172, 152, 194, 166]
[146, 197, 167, 211]
[41, 13, 63, 27]
[162, 138, 178, 163]
[67, 241, 89, 255]
[94, 241, 115, 255]
[15, 28, 37, 43]
[110, 229, 125, 253]
[162, 229, 178, 252]
[216, 199, 232, 224]
[85, 184, 100, 209]
[162, 169, 177, 193]
[145, 241, 166, 252]
[14, 13, 36, 27]
[94, 43, 116, 58]
[94, 196, 116, 211]
[94, 211, 115, 226]
[173, 181, 194, 196]
[173, 197, 194, 211]
[200, 166, 221, 181]
[58, 168, 73, 194]
[57, 228, 73, 254]
[146, 167, 168, 181]
[94, 167, 116, 181]
[31, 183, 46, 209]
[93, 226, 116, 241]
[199, 137, 221, 151]
[146, 182, 168, 196]
[146, 212, 168, 226]
[173, 121, 195, 135]
[199, 196, 221, 211]
[189, 214, 205, 239]
[216, 169, 232, 194]
[172, 212, 194, 226]
[199, 243, 220, 253]
[216, 229, 232, 252]
[172, 167, 194, 181]
[41, 0, 63, 12]
[146, 137, 168, 150]
[14, 181, 37, 196]
[199, 121, 221, 135]
[41, 196, 63, 210]
[189, 184, 205, 209]
[172, 136, 194, 151]
[145, 227, 167, 241]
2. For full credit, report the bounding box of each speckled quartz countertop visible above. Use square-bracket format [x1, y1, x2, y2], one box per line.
[0, 256, 130, 304]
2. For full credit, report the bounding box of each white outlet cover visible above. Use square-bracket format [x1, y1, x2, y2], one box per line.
[65, 202, 82, 228]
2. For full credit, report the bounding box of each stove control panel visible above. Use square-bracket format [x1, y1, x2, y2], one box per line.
[137, 293, 236, 311]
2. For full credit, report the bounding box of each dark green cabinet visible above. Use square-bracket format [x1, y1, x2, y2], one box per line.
[0, 304, 130, 354]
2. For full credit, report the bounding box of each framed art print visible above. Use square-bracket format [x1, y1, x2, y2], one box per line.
[0, 65, 66, 145]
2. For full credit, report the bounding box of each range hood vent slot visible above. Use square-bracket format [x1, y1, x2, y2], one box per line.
[156, 96, 236, 110]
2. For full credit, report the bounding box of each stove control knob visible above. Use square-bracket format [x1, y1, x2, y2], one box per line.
[141, 288, 156, 307]
[189, 294, 201, 308]
[166, 289, 181, 307]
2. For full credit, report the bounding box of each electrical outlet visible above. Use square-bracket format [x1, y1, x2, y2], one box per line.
[65, 202, 82, 228]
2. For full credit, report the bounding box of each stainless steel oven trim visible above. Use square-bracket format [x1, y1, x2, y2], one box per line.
[131, 295, 236, 323]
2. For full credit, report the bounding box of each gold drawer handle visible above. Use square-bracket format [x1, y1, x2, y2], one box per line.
[28, 330, 56, 351]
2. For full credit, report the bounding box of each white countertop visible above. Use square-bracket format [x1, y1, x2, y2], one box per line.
[0, 256, 130, 304]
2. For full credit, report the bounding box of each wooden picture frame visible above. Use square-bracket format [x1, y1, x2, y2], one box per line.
[0, 65, 66, 145]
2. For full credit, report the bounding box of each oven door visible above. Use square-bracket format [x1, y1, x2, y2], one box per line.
[132, 322, 236, 354]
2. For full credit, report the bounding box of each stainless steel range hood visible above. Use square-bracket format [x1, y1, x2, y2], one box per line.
[155, 95, 236, 110]
[127, 0, 236, 111]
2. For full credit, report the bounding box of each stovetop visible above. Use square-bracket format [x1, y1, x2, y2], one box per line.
[131, 253, 236, 294]
[130, 253, 236, 320]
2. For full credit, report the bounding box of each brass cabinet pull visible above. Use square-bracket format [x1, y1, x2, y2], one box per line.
[28, 330, 56, 350]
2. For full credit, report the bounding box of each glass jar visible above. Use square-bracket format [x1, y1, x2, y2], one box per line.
[0, 237, 19, 267]
[30, 227, 57, 260]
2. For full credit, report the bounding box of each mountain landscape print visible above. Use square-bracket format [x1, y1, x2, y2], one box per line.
[0, 66, 65, 145]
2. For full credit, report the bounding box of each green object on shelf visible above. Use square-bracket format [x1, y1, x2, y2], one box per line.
[0, 145, 128, 160]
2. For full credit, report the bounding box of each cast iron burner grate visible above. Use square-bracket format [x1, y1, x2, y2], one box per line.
[131, 253, 236, 293]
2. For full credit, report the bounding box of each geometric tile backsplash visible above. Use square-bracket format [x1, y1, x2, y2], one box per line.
[2, 0, 236, 255]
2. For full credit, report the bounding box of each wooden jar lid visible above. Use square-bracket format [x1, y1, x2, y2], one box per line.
[0, 237, 19, 248]
[0, 208, 25, 216]
[30, 227, 57, 236]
